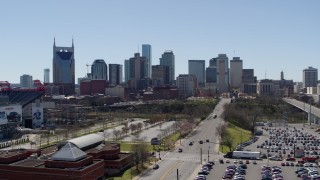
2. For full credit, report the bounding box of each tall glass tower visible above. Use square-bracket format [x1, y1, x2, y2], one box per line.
[91, 59, 108, 80]
[160, 51, 175, 85]
[142, 44, 152, 78]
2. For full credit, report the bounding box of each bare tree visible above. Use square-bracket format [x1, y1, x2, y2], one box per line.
[137, 122, 143, 131]
[221, 132, 234, 152]
[113, 129, 121, 142]
[215, 123, 227, 142]
[129, 123, 137, 133]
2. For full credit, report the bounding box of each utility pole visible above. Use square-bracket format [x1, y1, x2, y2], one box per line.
[177, 169, 179, 180]
[208, 146, 210, 161]
[200, 148, 202, 165]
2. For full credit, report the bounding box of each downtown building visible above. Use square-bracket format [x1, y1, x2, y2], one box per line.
[205, 58, 218, 96]
[142, 44, 152, 78]
[216, 54, 229, 94]
[188, 60, 205, 87]
[91, 59, 108, 80]
[160, 51, 175, 85]
[43, 69, 50, 84]
[152, 65, 169, 87]
[52, 38, 75, 95]
[241, 69, 257, 95]
[176, 74, 197, 99]
[80, 59, 108, 95]
[109, 64, 123, 86]
[127, 53, 146, 91]
[20, 74, 33, 88]
[303, 66, 318, 88]
[230, 57, 243, 89]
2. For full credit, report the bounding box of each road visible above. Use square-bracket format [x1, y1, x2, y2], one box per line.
[283, 97, 320, 120]
[138, 98, 231, 180]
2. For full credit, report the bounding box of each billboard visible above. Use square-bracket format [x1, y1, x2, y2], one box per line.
[0, 105, 22, 125]
[32, 107, 43, 129]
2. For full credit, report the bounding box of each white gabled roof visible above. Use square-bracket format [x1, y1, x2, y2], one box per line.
[51, 143, 87, 162]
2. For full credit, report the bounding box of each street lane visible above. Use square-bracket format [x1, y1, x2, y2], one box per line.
[139, 98, 231, 180]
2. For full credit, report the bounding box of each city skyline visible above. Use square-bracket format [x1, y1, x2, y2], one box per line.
[0, 1, 319, 83]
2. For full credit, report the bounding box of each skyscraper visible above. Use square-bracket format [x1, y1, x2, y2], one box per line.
[176, 74, 197, 98]
[303, 66, 318, 88]
[230, 57, 243, 89]
[206, 67, 217, 83]
[124, 59, 130, 83]
[160, 51, 175, 85]
[44, 68, 50, 83]
[20, 74, 33, 88]
[109, 64, 123, 86]
[91, 59, 108, 80]
[241, 69, 257, 95]
[142, 44, 152, 78]
[188, 60, 205, 86]
[152, 65, 169, 87]
[216, 54, 229, 93]
[53, 38, 75, 95]
[128, 53, 146, 90]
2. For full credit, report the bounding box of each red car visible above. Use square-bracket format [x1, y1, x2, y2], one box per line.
[286, 157, 296, 161]
[281, 162, 285, 166]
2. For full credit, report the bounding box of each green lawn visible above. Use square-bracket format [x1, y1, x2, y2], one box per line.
[219, 124, 252, 153]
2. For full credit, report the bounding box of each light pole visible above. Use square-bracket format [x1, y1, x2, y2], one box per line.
[208, 146, 210, 161]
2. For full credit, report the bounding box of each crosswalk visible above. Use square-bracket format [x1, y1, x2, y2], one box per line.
[164, 156, 201, 162]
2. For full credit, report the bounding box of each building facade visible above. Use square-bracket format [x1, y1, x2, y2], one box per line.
[52, 38, 75, 95]
[43, 69, 50, 83]
[303, 66, 318, 88]
[176, 74, 197, 98]
[160, 51, 175, 85]
[152, 65, 169, 87]
[241, 69, 257, 95]
[216, 54, 229, 94]
[142, 44, 152, 78]
[124, 59, 130, 83]
[230, 57, 243, 89]
[128, 53, 146, 90]
[188, 60, 205, 87]
[20, 74, 33, 88]
[109, 64, 123, 86]
[91, 59, 108, 80]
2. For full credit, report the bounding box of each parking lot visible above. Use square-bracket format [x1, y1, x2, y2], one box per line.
[193, 123, 320, 180]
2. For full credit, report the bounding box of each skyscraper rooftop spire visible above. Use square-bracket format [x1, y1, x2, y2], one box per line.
[53, 36, 56, 47]
[72, 37, 74, 48]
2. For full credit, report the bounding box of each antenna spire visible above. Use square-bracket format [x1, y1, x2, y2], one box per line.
[53, 36, 56, 47]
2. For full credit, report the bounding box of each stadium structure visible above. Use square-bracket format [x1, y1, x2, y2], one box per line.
[0, 80, 45, 139]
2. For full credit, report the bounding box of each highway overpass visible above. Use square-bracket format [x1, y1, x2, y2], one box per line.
[283, 98, 320, 124]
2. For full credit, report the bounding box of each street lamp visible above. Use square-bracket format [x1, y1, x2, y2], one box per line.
[208, 146, 210, 161]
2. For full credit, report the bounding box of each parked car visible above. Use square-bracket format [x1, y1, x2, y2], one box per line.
[153, 164, 159, 169]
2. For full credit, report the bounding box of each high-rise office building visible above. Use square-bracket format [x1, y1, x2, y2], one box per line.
[188, 60, 205, 86]
[109, 64, 123, 86]
[230, 57, 243, 89]
[44, 68, 50, 83]
[176, 74, 197, 98]
[160, 51, 175, 85]
[241, 69, 257, 95]
[20, 74, 33, 88]
[216, 54, 229, 93]
[206, 58, 217, 83]
[128, 53, 146, 90]
[91, 59, 108, 80]
[303, 66, 318, 88]
[209, 58, 217, 67]
[142, 44, 152, 78]
[124, 59, 130, 83]
[152, 65, 169, 87]
[206, 67, 217, 83]
[52, 38, 75, 95]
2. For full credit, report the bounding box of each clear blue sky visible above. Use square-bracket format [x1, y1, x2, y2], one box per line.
[0, 0, 319, 83]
